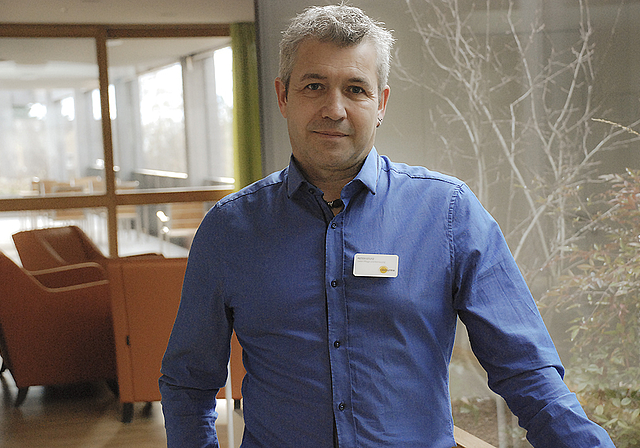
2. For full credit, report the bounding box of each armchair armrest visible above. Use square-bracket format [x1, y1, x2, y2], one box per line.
[122, 253, 165, 259]
[30, 262, 107, 289]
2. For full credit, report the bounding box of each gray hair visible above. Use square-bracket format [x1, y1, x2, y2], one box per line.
[278, 4, 395, 96]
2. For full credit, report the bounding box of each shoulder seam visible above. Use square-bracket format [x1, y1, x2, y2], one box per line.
[217, 177, 284, 208]
[448, 183, 465, 269]
[383, 163, 463, 187]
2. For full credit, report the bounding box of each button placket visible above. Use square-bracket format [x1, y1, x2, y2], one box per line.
[324, 206, 352, 441]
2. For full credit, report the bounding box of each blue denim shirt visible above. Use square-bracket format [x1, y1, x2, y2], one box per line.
[160, 148, 614, 448]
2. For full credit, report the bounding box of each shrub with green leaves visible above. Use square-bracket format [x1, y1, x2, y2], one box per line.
[542, 169, 640, 447]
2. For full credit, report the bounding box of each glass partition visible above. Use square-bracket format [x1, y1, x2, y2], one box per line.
[116, 201, 214, 257]
[0, 36, 235, 199]
[0, 31, 236, 259]
[0, 38, 102, 199]
[106, 38, 235, 192]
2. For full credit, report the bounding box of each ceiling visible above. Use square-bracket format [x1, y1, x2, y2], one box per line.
[0, 0, 255, 24]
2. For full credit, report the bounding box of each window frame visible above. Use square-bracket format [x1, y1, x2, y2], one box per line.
[0, 24, 234, 256]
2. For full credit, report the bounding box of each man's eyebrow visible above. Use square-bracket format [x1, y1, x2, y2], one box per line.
[300, 73, 327, 82]
[299, 73, 374, 89]
[348, 76, 374, 89]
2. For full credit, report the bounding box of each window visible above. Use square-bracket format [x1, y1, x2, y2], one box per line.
[0, 25, 236, 258]
[138, 63, 186, 173]
[107, 37, 235, 191]
[0, 38, 100, 197]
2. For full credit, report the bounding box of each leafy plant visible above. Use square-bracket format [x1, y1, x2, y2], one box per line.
[396, 1, 640, 444]
[542, 170, 640, 447]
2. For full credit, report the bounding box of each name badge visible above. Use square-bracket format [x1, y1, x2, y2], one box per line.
[353, 253, 399, 278]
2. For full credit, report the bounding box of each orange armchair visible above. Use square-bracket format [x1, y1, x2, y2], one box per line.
[11, 225, 162, 272]
[0, 252, 117, 407]
[106, 257, 244, 422]
[12, 225, 108, 271]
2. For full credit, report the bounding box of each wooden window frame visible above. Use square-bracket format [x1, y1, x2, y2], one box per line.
[0, 24, 234, 256]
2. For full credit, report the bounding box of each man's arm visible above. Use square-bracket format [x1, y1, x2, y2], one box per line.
[160, 208, 234, 447]
[159, 381, 220, 447]
[450, 184, 615, 447]
[489, 367, 614, 447]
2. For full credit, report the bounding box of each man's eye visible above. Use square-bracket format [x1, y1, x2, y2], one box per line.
[306, 83, 322, 91]
[349, 86, 366, 95]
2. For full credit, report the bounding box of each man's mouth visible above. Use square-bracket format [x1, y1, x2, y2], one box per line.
[312, 129, 349, 137]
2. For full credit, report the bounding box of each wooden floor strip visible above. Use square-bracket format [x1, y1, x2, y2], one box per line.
[0, 376, 242, 448]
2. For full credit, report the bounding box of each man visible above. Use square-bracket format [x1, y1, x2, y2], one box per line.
[160, 4, 615, 447]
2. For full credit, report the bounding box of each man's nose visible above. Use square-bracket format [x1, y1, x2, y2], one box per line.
[321, 89, 347, 121]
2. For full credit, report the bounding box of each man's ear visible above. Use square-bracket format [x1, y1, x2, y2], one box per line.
[377, 84, 391, 122]
[275, 77, 288, 118]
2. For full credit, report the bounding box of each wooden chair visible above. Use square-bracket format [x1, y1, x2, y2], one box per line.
[31, 178, 58, 195]
[116, 180, 143, 237]
[49, 183, 89, 227]
[0, 252, 117, 406]
[73, 176, 105, 194]
[156, 202, 207, 248]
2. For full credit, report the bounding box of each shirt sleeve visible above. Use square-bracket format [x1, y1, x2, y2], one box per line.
[159, 206, 234, 448]
[450, 184, 615, 448]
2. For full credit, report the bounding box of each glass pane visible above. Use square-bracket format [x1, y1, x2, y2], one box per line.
[0, 38, 104, 199]
[139, 63, 186, 172]
[0, 208, 108, 267]
[107, 38, 235, 192]
[0, 211, 29, 265]
[115, 201, 212, 258]
[395, 2, 640, 445]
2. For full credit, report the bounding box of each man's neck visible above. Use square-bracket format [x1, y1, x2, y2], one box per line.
[308, 175, 349, 203]
[292, 158, 362, 202]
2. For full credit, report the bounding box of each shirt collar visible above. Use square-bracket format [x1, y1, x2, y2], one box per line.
[350, 147, 379, 196]
[286, 156, 307, 198]
[286, 147, 380, 198]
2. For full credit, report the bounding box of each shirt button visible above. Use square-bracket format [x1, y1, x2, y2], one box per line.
[330, 222, 337, 229]
[331, 280, 338, 287]
[338, 402, 346, 411]
[333, 340, 341, 349]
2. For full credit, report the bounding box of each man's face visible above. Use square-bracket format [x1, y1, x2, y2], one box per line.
[275, 39, 390, 182]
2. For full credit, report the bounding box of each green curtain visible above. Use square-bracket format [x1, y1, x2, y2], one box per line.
[231, 22, 262, 190]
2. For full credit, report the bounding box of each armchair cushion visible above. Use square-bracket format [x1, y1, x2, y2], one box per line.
[0, 252, 117, 394]
[106, 257, 244, 406]
[31, 263, 107, 289]
[12, 226, 103, 270]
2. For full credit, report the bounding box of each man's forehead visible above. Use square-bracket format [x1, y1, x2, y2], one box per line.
[290, 40, 378, 82]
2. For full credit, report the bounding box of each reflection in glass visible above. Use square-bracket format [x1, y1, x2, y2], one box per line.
[0, 38, 101, 199]
[0, 208, 108, 265]
[155, 201, 210, 249]
[107, 38, 235, 191]
[115, 201, 212, 258]
[139, 63, 186, 173]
